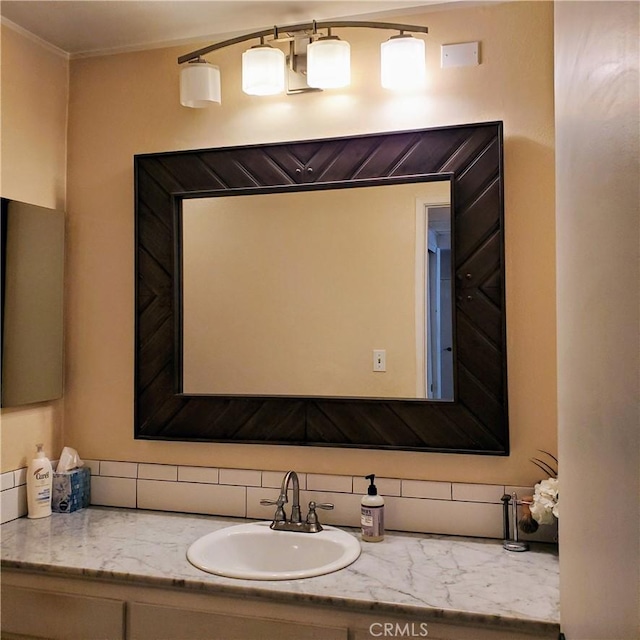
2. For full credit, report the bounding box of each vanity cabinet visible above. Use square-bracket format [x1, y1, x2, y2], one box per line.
[2, 575, 350, 640]
[1, 570, 557, 640]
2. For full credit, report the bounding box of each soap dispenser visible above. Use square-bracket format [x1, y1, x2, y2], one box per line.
[361, 474, 385, 542]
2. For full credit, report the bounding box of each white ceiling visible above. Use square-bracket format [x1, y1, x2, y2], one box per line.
[0, 1, 456, 57]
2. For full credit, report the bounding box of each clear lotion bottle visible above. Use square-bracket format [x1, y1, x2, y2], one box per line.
[361, 474, 384, 542]
[27, 444, 52, 519]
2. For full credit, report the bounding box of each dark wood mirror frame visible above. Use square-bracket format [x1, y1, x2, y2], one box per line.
[134, 121, 508, 454]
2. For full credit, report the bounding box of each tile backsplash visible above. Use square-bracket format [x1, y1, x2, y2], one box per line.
[0, 468, 28, 523]
[0, 461, 557, 543]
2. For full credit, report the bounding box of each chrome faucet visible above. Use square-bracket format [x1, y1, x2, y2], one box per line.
[260, 470, 333, 533]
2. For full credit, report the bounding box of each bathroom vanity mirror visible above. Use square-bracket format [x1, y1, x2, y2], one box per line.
[135, 122, 508, 453]
[181, 180, 452, 400]
[1, 198, 65, 407]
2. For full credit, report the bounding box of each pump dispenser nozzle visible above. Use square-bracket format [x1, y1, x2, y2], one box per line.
[365, 474, 378, 495]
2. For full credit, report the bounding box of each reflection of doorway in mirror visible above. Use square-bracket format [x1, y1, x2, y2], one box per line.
[415, 203, 454, 401]
[427, 211, 453, 400]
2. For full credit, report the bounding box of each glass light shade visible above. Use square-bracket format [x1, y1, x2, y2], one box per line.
[242, 45, 286, 96]
[307, 37, 351, 89]
[380, 35, 426, 90]
[180, 61, 221, 107]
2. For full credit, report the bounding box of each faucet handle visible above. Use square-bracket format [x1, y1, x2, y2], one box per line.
[311, 501, 334, 511]
[305, 501, 334, 532]
[260, 497, 286, 523]
[260, 492, 287, 506]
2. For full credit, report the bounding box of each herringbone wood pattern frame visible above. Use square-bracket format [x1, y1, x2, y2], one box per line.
[135, 122, 508, 453]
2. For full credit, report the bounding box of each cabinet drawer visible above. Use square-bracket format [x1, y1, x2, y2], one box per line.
[128, 601, 348, 640]
[1, 585, 125, 640]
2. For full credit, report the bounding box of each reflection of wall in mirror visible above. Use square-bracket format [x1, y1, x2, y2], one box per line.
[1, 200, 65, 407]
[182, 180, 450, 398]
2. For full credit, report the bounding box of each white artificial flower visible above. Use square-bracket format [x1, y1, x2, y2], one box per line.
[538, 477, 558, 498]
[530, 476, 559, 525]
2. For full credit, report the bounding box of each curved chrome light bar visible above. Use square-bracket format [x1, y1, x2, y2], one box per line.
[178, 21, 428, 64]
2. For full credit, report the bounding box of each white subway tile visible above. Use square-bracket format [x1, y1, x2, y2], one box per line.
[261, 470, 307, 490]
[261, 471, 285, 489]
[137, 480, 245, 517]
[401, 480, 452, 500]
[301, 489, 362, 528]
[247, 487, 281, 520]
[0, 487, 18, 523]
[385, 496, 503, 538]
[83, 460, 101, 476]
[178, 466, 219, 484]
[0, 486, 27, 523]
[353, 476, 401, 497]
[100, 461, 138, 479]
[46, 455, 542, 541]
[138, 464, 178, 481]
[452, 483, 505, 503]
[14, 468, 27, 487]
[306, 474, 352, 493]
[504, 485, 536, 500]
[1, 471, 15, 492]
[219, 468, 261, 487]
[17, 485, 28, 518]
[91, 476, 137, 508]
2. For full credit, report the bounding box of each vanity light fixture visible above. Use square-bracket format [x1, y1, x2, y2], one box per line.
[178, 20, 428, 106]
[306, 31, 351, 89]
[381, 34, 426, 90]
[179, 57, 221, 107]
[242, 40, 286, 96]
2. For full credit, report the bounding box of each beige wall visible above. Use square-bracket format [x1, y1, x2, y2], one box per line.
[0, 24, 68, 471]
[59, 1, 555, 485]
[183, 182, 449, 398]
[555, 2, 639, 636]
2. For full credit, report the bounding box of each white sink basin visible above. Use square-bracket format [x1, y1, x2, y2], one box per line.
[187, 521, 361, 580]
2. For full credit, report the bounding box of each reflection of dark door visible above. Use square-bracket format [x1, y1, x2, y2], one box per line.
[439, 249, 453, 400]
[427, 206, 453, 400]
[427, 247, 439, 398]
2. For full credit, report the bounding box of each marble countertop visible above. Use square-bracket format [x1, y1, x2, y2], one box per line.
[1, 507, 559, 634]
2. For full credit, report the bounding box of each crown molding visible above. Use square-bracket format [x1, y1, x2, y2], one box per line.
[1, 17, 69, 60]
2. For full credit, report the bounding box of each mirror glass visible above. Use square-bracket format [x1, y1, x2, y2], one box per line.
[181, 179, 453, 400]
[1, 199, 65, 407]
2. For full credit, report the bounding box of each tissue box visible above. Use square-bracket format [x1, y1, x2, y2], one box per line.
[52, 467, 91, 513]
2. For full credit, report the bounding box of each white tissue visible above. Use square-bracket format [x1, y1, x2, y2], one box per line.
[56, 447, 85, 473]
